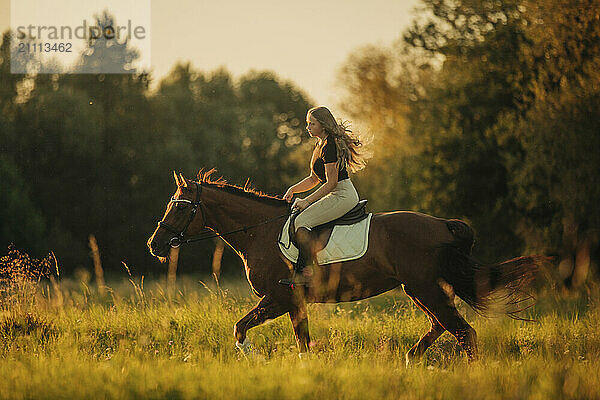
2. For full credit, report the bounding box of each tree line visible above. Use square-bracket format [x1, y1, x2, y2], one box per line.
[0, 13, 314, 275]
[1, 2, 598, 289]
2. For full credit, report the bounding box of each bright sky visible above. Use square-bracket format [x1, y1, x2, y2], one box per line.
[1, 0, 420, 104]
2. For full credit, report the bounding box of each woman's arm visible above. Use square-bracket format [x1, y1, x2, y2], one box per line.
[283, 172, 320, 202]
[293, 163, 338, 210]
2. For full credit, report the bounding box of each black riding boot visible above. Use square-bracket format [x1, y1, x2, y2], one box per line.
[293, 246, 312, 283]
[278, 230, 314, 287]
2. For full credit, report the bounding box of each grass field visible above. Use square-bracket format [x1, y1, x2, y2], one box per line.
[1, 269, 599, 399]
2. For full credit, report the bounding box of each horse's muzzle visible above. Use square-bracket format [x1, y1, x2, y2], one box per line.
[147, 235, 169, 258]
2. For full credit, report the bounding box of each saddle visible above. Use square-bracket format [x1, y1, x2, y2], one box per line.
[289, 200, 369, 253]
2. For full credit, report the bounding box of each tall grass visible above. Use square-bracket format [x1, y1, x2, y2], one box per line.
[1, 249, 599, 399]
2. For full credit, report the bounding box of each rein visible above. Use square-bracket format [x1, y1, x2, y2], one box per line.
[157, 181, 291, 248]
[177, 212, 290, 245]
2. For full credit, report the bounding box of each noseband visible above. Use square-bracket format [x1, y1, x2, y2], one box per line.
[157, 181, 208, 248]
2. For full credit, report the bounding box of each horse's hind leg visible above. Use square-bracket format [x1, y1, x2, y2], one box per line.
[403, 286, 446, 365]
[407, 284, 478, 362]
[233, 296, 289, 347]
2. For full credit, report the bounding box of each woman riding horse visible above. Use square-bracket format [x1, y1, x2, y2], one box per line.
[147, 108, 544, 361]
[280, 106, 368, 286]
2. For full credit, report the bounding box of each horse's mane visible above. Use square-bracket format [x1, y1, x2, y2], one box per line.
[196, 168, 288, 208]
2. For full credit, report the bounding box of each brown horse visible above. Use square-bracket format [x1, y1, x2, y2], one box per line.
[147, 170, 543, 363]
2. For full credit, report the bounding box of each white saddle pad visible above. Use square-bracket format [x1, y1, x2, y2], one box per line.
[278, 213, 372, 265]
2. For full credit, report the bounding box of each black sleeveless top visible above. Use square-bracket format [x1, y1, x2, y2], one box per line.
[311, 135, 349, 183]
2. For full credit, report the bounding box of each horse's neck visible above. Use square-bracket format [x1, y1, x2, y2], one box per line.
[202, 186, 286, 252]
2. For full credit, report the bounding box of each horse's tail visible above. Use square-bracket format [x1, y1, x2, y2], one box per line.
[438, 220, 547, 318]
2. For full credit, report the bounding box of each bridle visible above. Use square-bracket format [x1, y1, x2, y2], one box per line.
[156, 181, 291, 248]
[157, 181, 208, 248]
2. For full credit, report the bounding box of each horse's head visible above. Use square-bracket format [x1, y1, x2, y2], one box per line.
[147, 171, 207, 261]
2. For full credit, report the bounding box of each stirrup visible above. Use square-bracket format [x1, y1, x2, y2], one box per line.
[278, 271, 313, 288]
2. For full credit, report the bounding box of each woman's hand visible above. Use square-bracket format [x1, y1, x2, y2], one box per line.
[283, 187, 295, 202]
[292, 198, 310, 212]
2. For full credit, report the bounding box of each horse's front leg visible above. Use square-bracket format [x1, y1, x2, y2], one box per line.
[289, 300, 310, 353]
[233, 296, 289, 348]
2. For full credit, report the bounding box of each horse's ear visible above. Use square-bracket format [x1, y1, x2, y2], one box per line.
[173, 170, 181, 187]
[179, 173, 188, 188]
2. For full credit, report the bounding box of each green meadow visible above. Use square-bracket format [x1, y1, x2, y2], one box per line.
[1, 270, 599, 400]
[2, 1, 599, 398]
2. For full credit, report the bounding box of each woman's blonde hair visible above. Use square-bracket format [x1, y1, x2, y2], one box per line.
[308, 106, 369, 173]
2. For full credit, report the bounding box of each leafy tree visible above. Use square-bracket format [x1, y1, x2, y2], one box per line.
[0, 32, 47, 253]
[0, 32, 22, 116]
[338, 0, 599, 272]
[504, 0, 600, 286]
[337, 44, 420, 212]
[154, 65, 313, 192]
[0, 143, 47, 253]
[74, 11, 140, 74]
[235, 70, 313, 191]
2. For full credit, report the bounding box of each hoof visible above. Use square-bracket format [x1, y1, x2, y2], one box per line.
[405, 352, 421, 367]
[236, 338, 252, 355]
[298, 352, 311, 360]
